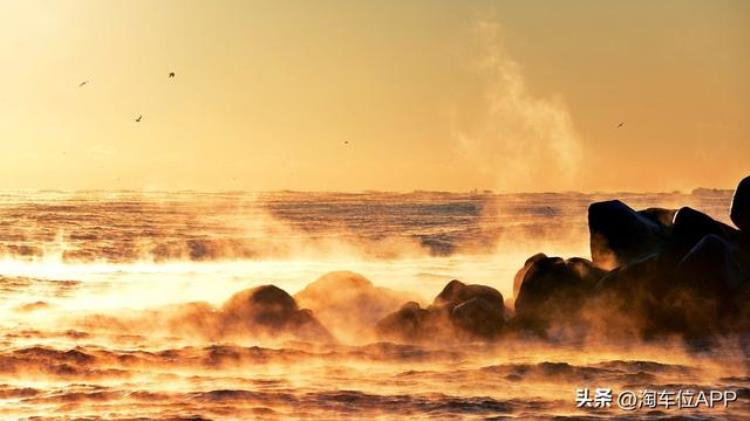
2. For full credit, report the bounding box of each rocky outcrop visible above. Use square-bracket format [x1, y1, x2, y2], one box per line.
[513, 256, 603, 332]
[435, 280, 505, 339]
[221, 285, 333, 342]
[731, 175, 750, 233]
[513, 175, 750, 340]
[201, 177, 749, 345]
[667, 207, 739, 259]
[376, 280, 505, 342]
[512, 253, 548, 298]
[375, 301, 444, 343]
[588, 200, 672, 270]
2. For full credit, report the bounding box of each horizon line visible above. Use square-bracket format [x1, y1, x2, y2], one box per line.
[0, 187, 735, 196]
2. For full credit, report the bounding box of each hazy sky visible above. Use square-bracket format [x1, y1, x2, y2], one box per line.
[1, 0, 748, 192]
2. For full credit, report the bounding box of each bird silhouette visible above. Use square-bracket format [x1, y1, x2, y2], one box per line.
[168, 72, 175, 78]
[344, 140, 349, 145]
[135, 115, 142, 123]
[617, 122, 624, 128]
[78, 81, 88, 87]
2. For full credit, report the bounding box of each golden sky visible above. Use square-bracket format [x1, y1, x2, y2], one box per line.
[1, 0, 748, 192]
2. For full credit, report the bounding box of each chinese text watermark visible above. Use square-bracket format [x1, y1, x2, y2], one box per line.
[576, 387, 738, 410]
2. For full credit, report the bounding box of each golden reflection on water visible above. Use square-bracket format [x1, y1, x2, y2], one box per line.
[0, 191, 746, 419]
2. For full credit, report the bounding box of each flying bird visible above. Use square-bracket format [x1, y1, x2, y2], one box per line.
[78, 81, 88, 87]
[344, 140, 349, 145]
[135, 115, 142, 123]
[617, 122, 624, 128]
[168, 72, 175, 78]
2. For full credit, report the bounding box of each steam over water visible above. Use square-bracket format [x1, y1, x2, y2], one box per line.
[0, 190, 747, 419]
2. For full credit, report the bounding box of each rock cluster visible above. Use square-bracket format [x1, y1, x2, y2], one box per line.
[205, 176, 750, 344]
[374, 176, 750, 343]
[513, 176, 750, 339]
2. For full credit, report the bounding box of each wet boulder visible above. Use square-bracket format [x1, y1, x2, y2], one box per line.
[666, 234, 750, 336]
[513, 253, 548, 298]
[434, 279, 504, 310]
[375, 301, 444, 342]
[639, 207, 678, 228]
[676, 234, 747, 294]
[376, 280, 505, 342]
[511, 254, 605, 307]
[595, 254, 668, 300]
[588, 200, 669, 270]
[666, 207, 740, 261]
[221, 285, 333, 342]
[592, 254, 673, 337]
[593, 232, 750, 338]
[512, 176, 750, 340]
[566, 257, 608, 284]
[434, 280, 505, 339]
[514, 256, 600, 332]
[450, 296, 504, 339]
[731, 175, 750, 233]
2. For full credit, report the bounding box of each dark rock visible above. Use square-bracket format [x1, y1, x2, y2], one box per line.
[512, 253, 548, 298]
[221, 285, 332, 341]
[566, 257, 608, 284]
[433, 280, 505, 339]
[731, 176, 750, 233]
[668, 207, 739, 260]
[451, 297, 504, 339]
[588, 200, 668, 270]
[593, 233, 750, 338]
[376, 280, 505, 342]
[668, 234, 750, 336]
[509, 178, 750, 340]
[375, 301, 441, 342]
[639, 207, 677, 228]
[592, 254, 673, 337]
[514, 256, 599, 332]
[434, 279, 504, 310]
[676, 234, 746, 294]
[223, 285, 297, 326]
[595, 254, 669, 298]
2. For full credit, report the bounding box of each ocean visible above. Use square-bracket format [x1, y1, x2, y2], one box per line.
[0, 190, 746, 419]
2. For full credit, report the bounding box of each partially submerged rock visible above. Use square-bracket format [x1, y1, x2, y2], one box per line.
[434, 279, 503, 310]
[588, 200, 670, 270]
[731, 175, 750, 233]
[435, 280, 505, 339]
[375, 301, 444, 343]
[221, 285, 333, 342]
[376, 280, 505, 342]
[512, 253, 548, 298]
[514, 256, 601, 332]
[668, 207, 739, 259]
[514, 175, 750, 341]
